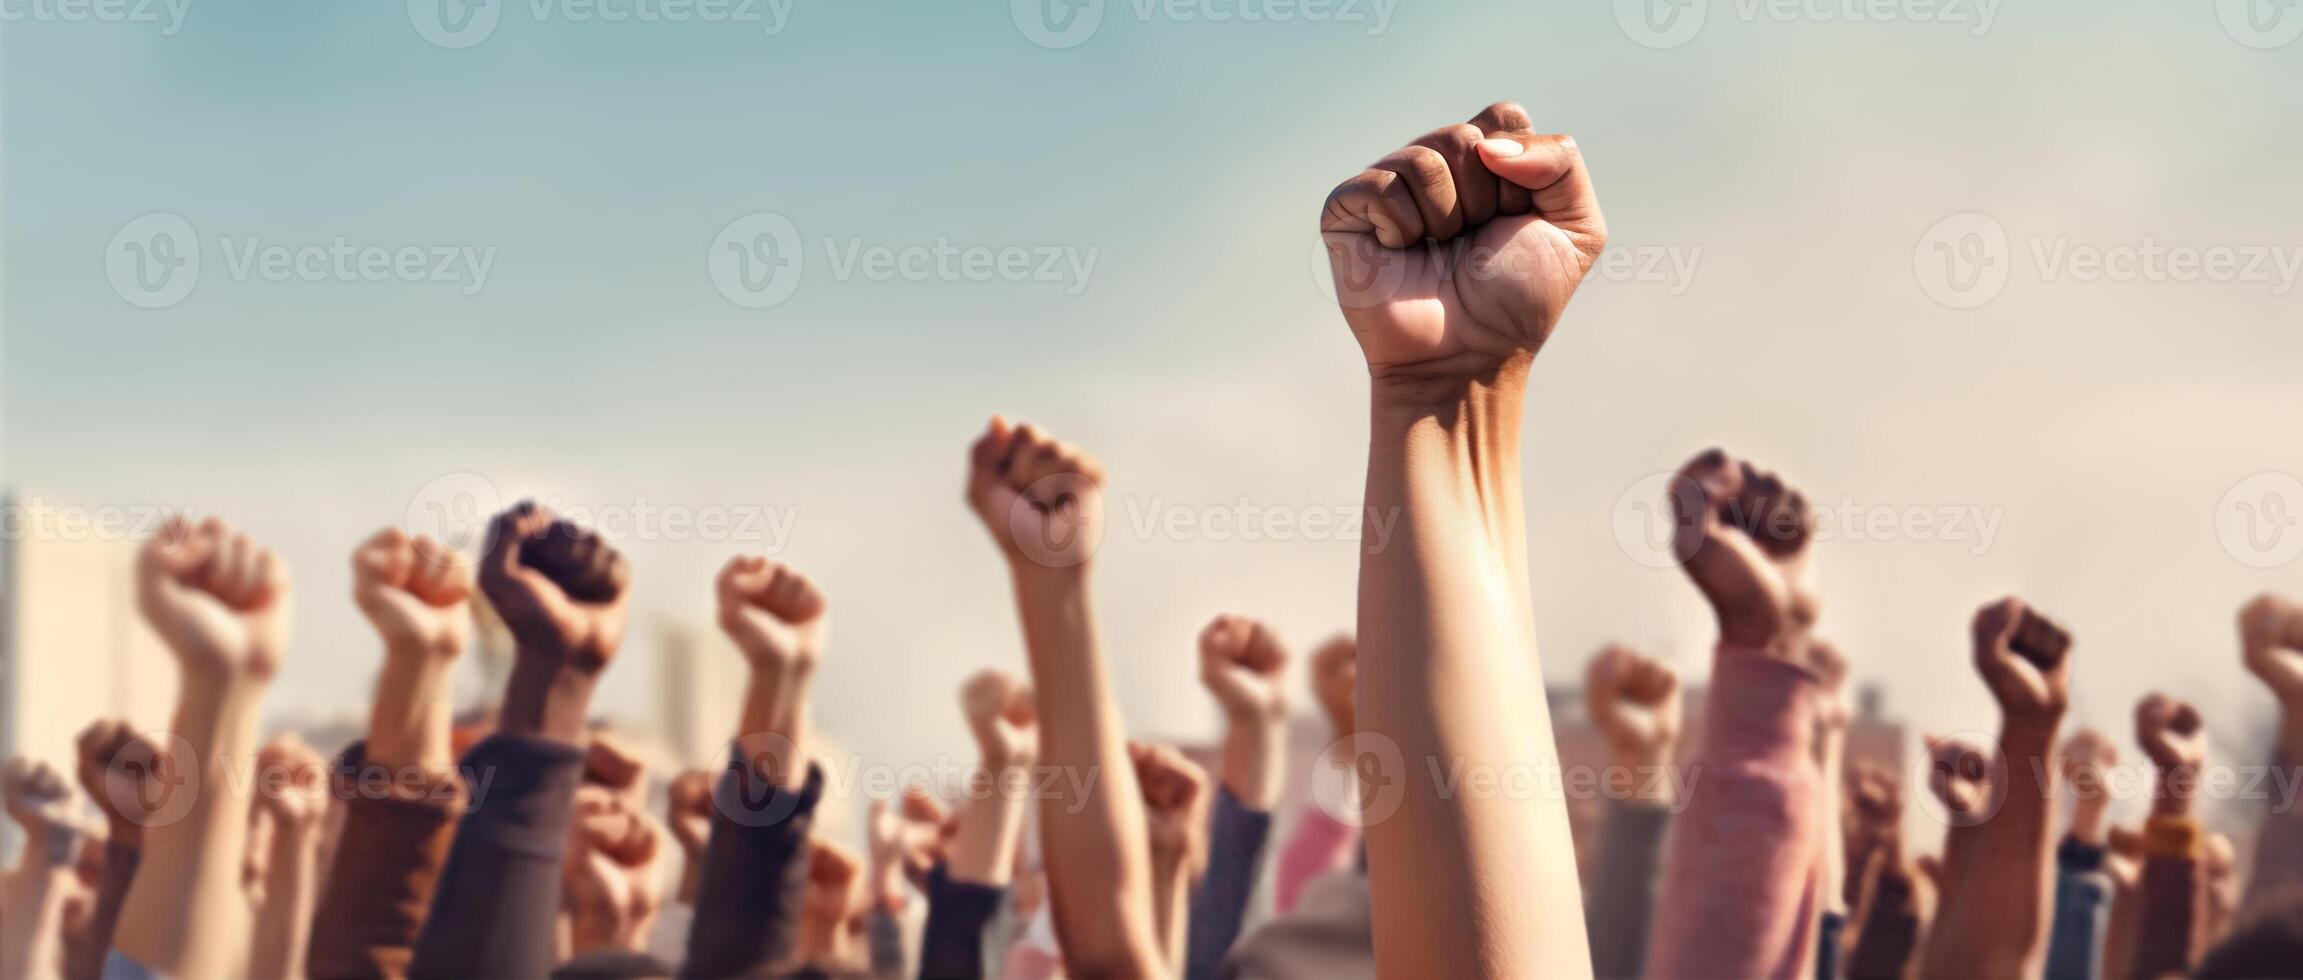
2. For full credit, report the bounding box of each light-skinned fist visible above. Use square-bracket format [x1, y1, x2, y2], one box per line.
[253, 734, 329, 831]
[2059, 728, 2118, 843]
[1584, 645, 1681, 768]
[1130, 742, 1210, 881]
[1667, 450, 1819, 657]
[1199, 615, 1290, 725]
[2240, 594, 2303, 705]
[1926, 734, 1995, 820]
[714, 556, 827, 675]
[3, 757, 80, 846]
[74, 720, 171, 849]
[1320, 102, 1607, 388]
[136, 516, 292, 681]
[478, 503, 628, 671]
[1971, 597, 2072, 722]
[961, 670, 1039, 768]
[352, 527, 472, 658]
[965, 417, 1105, 571]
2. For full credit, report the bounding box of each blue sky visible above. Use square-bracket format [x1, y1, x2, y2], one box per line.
[7, 1, 2303, 824]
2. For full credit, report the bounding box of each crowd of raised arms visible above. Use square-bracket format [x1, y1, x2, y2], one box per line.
[4, 102, 2302, 980]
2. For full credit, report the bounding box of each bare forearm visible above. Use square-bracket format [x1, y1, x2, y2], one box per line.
[250, 826, 321, 980]
[1150, 853, 1192, 976]
[116, 676, 267, 978]
[2, 846, 76, 980]
[1011, 567, 1162, 976]
[949, 763, 1030, 887]
[497, 657, 598, 748]
[1219, 716, 1286, 813]
[1924, 721, 2058, 977]
[1359, 377, 1589, 980]
[737, 668, 811, 793]
[368, 650, 457, 774]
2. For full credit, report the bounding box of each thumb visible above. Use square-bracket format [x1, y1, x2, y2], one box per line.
[1476, 133, 1604, 229]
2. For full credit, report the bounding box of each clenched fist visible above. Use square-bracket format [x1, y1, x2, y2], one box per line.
[2059, 728, 2118, 843]
[352, 527, 473, 658]
[1971, 598, 2072, 721]
[2134, 693, 2206, 773]
[715, 556, 827, 674]
[1199, 615, 1290, 724]
[1130, 742, 1210, 881]
[965, 417, 1106, 570]
[1668, 450, 1819, 655]
[74, 720, 171, 848]
[1583, 645, 1681, 769]
[252, 735, 329, 831]
[136, 516, 292, 681]
[479, 502, 628, 670]
[1926, 734, 1995, 821]
[2, 758, 80, 846]
[2240, 594, 2303, 705]
[961, 670, 1039, 768]
[1320, 102, 1607, 386]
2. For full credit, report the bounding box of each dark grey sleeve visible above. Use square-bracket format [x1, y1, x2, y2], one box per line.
[407, 733, 587, 980]
[1584, 799, 1672, 980]
[1186, 787, 1276, 980]
[917, 862, 1010, 979]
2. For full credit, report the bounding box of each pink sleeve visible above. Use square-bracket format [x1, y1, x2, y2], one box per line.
[1274, 805, 1359, 915]
[1644, 648, 1824, 980]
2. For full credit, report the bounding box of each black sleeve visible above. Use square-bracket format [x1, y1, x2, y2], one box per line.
[408, 733, 588, 980]
[680, 756, 824, 978]
[917, 862, 1011, 979]
[1185, 787, 1275, 980]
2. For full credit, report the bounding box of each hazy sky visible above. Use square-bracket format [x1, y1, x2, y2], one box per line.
[6, 1, 2302, 827]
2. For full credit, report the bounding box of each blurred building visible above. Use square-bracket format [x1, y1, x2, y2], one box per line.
[0, 493, 179, 861]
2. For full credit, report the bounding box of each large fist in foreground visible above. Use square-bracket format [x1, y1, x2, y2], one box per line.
[137, 516, 292, 680]
[479, 503, 629, 670]
[1320, 101, 1607, 385]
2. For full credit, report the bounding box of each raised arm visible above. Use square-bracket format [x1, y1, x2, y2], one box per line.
[964, 418, 1164, 977]
[1185, 615, 1289, 980]
[1318, 99, 1608, 980]
[247, 736, 327, 980]
[2129, 693, 2208, 980]
[1131, 742, 1211, 975]
[2045, 729, 2118, 980]
[2, 758, 84, 980]
[1645, 451, 1830, 980]
[115, 516, 292, 979]
[2237, 594, 2303, 913]
[1273, 636, 1361, 916]
[410, 504, 631, 979]
[682, 555, 828, 977]
[919, 669, 1039, 979]
[67, 721, 151, 980]
[308, 528, 473, 979]
[1580, 645, 1681, 980]
[1920, 597, 2073, 978]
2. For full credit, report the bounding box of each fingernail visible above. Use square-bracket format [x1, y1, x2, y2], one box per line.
[1479, 139, 1525, 158]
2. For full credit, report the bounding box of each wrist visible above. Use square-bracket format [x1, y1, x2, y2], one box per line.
[2000, 715, 2062, 750]
[1367, 354, 1531, 416]
[2152, 766, 2200, 817]
[498, 656, 599, 745]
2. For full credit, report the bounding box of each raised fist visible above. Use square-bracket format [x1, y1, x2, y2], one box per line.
[1846, 764, 1902, 842]
[2134, 693, 2206, 772]
[714, 556, 827, 673]
[961, 670, 1039, 767]
[1925, 734, 1995, 819]
[869, 786, 953, 890]
[1309, 635, 1356, 738]
[2, 757, 80, 843]
[478, 502, 629, 670]
[2240, 594, 2303, 704]
[136, 516, 292, 680]
[964, 417, 1105, 570]
[1971, 598, 2072, 720]
[352, 527, 473, 657]
[1199, 615, 1291, 724]
[1667, 450, 1819, 654]
[1130, 742, 1210, 880]
[801, 837, 864, 936]
[253, 734, 329, 830]
[565, 783, 667, 953]
[2058, 729, 2118, 803]
[1319, 102, 1607, 384]
[74, 720, 173, 847]
[1583, 645, 1681, 766]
